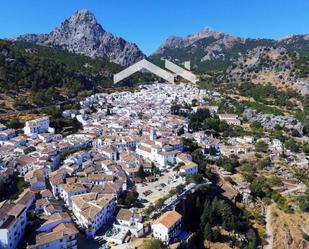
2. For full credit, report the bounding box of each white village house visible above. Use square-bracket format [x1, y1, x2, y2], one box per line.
[151, 210, 182, 244]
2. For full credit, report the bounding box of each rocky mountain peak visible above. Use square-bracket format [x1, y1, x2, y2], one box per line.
[12, 9, 145, 66]
[65, 9, 101, 29]
[153, 27, 239, 55]
[188, 26, 222, 40]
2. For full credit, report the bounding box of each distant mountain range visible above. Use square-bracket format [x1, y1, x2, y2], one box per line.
[12, 9, 145, 67]
[2, 9, 309, 97]
[10, 9, 309, 72]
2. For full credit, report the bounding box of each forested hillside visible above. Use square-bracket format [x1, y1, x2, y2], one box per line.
[0, 40, 151, 108]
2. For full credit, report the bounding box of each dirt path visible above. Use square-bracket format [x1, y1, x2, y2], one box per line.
[281, 184, 306, 196]
[265, 205, 273, 249]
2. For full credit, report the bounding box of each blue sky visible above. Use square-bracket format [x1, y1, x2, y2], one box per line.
[0, 0, 308, 55]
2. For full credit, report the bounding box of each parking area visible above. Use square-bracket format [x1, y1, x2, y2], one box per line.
[135, 169, 184, 206]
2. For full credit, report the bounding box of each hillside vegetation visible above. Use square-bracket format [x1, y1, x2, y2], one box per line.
[0, 40, 154, 109]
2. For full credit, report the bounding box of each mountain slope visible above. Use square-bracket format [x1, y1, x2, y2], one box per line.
[225, 46, 309, 95]
[13, 9, 145, 66]
[151, 27, 309, 73]
[277, 34, 309, 53]
[0, 39, 127, 110]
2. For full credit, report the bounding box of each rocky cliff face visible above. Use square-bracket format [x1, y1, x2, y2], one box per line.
[227, 47, 295, 85]
[154, 27, 238, 54]
[243, 108, 305, 136]
[13, 9, 145, 66]
[226, 46, 309, 94]
[154, 27, 244, 60]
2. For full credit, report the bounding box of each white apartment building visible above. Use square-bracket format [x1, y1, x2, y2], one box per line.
[101, 146, 118, 160]
[0, 129, 16, 141]
[36, 213, 71, 233]
[151, 210, 182, 244]
[0, 202, 27, 249]
[71, 193, 116, 238]
[136, 132, 183, 167]
[177, 154, 198, 177]
[180, 162, 198, 177]
[27, 222, 78, 249]
[192, 105, 219, 114]
[113, 208, 144, 238]
[59, 183, 88, 208]
[23, 117, 54, 137]
[218, 114, 241, 125]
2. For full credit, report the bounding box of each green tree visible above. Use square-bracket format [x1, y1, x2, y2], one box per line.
[255, 141, 268, 153]
[183, 138, 199, 152]
[124, 187, 139, 207]
[298, 188, 309, 212]
[189, 108, 211, 131]
[268, 176, 283, 187]
[217, 155, 239, 172]
[192, 99, 198, 107]
[137, 166, 146, 178]
[192, 149, 204, 165]
[201, 200, 212, 227]
[285, 138, 300, 153]
[203, 222, 213, 241]
[302, 143, 309, 155]
[6, 119, 24, 129]
[250, 177, 268, 198]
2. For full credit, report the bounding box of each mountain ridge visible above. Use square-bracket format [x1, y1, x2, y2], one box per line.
[151, 27, 309, 72]
[12, 9, 145, 67]
[154, 27, 309, 54]
[9, 9, 309, 70]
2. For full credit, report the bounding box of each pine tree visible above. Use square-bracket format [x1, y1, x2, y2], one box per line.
[201, 200, 212, 227]
[204, 222, 213, 241]
[195, 196, 202, 212]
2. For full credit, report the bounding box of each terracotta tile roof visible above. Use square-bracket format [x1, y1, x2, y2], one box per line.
[15, 188, 35, 206]
[88, 173, 114, 182]
[49, 174, 65, 186]
[36, 198, 49, 207]
[66, 177, 77, 184]
[0, 201, 13, 221]
[63, 183, 87, 193]
[116, 208, 132, 221]
[40, 189, 53, 198]
[72, 193, 114, 220]
[42, 212, 70, 225]
[154, 211, 182, 229]
[16, 155, 36, 166]
[138, 145, 151, 153]
[8, 203, 26, 217]
[30, 222, 78, 247]
[180, 161, 198, 170]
